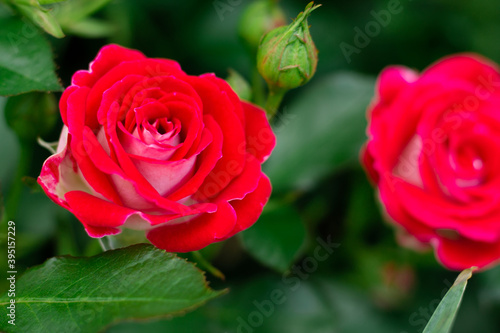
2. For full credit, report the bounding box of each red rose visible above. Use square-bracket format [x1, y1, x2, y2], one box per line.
[362, 54, 500, 270]
[38, 44, 275, 252]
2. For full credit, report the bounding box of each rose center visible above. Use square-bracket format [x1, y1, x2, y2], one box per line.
[449, 143, 484, 187]
[150, 118, 171, 135]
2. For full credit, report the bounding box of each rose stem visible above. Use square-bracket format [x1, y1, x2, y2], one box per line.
[252, 67, 266, 107]
[98, 237, 114, 252]
[192, 251, 225, 280]
[265, 88, 286, 119]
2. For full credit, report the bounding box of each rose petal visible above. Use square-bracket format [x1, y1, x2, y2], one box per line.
[38, 144, 71, 210]
[361, 143, 380, 184]
[207, 153, 262, 202]
[185, 75, 247, 191]
[86, 59, 185, 122]
[381, 177, 500, 242]
[167, 115, 223, 201]
[422, 54, 500, 86]
[146, 201, 237, 252]
[131, 156, 197, 197]
[65, 190, 137, 228]
[222, 174, 272, 240]
[435, 236, 500, 271]
[72, 44, 146, 88]
[104, 102, 195, 213]
[241, 101, 276, 162]
[376, 66, 418, 107]
[64, 87, 123, 204]
[84, 225, 121, 238]
[201, 73, 245, 125]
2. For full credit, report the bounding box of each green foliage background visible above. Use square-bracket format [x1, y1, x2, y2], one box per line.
[1, 0, 500, 332]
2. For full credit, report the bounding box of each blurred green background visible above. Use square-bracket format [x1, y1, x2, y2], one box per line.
[2, 0, 500, 332]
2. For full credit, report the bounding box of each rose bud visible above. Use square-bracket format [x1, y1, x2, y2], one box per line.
[38, 44, 276, 252]
[362, 54, 500, 271]
[238, 0, 286, 52]
[257, 2, 320, 92]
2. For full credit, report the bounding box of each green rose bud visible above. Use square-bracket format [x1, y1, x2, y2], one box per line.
[238, 0, 286, 52]
[11, 0, 64, 38]
[257, 2, 320, 91]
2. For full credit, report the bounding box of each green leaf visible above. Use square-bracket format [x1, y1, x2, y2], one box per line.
[239, 204, 307, 272]
[0, 16, 62, 95]
[37, 136, 58, 154]
[37, 0, 67, 4]
[54, 0, 113, 26]
[0, 244, 225, 333]
[264, 72, 375, 192]
[62, 17, 116, 38]
[14, 2, 64, 38]
[422, 267, 476, 333]
[107, 275, 403, 333]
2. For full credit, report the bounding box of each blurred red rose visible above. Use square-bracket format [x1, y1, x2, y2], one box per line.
[363, 54, 500, 270]
[38, 44, 275, 252]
